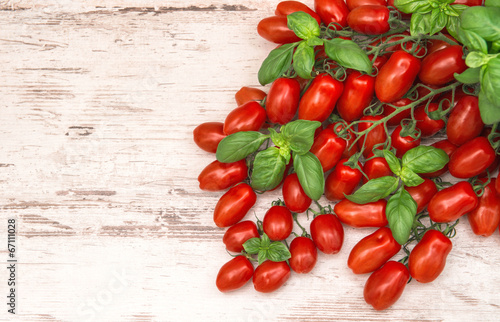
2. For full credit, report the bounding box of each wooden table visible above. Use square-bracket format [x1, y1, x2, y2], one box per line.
[0, 0, 499, 320]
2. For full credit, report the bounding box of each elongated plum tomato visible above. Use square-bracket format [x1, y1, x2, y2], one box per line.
[425, 34, 458, 57]
[223, 101, 266, 135]
[414, 103, 445, 137]
[310, 127, 347, 172]
[253, 261, 291, 293]
[314, 0, 350, 28]
[391, 125, 421, 158]
[408, 230, 452, 283]
[214, 183, 257, 227]
[364, 261, 410, 311]
[337, 71, 375, 122]
[223, 221, 260, 252]
[310, 214, 344, 254]
[275, 1, 322, 25]
[334, 199, 388, 228]
[375, 51, 421, 103]
[235, 87, 266, 106]
[348, 227, 401, 275]
[216, 256, 254, 292]
[263, 206, 293, 241]
[282, 173, 312, 213]
[468, 178, 500, 237]
[382, 98, 412, 127]
[266, 78, 301, 125]
[299, 74, 344, 122]
[289, 236, 318, 274]
[346, 0, 387, 10]
[193, 122, 226, 153]
[347, 5, 390, 35]
[452, 0, 483, 5]
[357, 115, 387, 158]
[421, 139, 457, 177]
[448, 136, 495, 178]
[257, 15, 301, 44]
[327, 122, 359, 158]
[405, 178, 438, 214]
[363, 155, 391, 183]
[446, 96, 484, 146]
[418, 45, 467, 86]
[428, 181, 478, 223]
[198, 160, 248, 191]
[325, 159, 363, 201]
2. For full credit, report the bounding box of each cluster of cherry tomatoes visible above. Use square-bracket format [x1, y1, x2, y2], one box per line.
[193, 0, 498, 311]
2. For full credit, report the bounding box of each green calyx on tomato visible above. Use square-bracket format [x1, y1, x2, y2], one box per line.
[243, 233, 291, 265]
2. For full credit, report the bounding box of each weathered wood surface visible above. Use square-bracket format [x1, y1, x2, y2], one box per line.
[0, 1, 499, 321]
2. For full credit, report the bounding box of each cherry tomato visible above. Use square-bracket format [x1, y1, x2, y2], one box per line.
[382, 98, 412, 126]
[193, 122, 226, 153]
[253, 261, 291, 293]
[310, 127, 347, 172]
[364, 261, 410, 311]
[223, 101, 267, 135]
[314, 0, 350, 28]
[282, 173, 312, 213]
[370, 54, 388, 71]
[337, 71, 375, 122]
[357, 115, 387, 158]
[421, 139, 457, 177]
[468, 178, 500, 237]
[428, 181, 478, 223]
[446, 96, 484, 146]
[408, 230, 452, 283]
[257, 15, 302, 44]
[363, 155, 391, 183]
[391, 125, 421, 158]
[346, 0, 387, 10]
[299, 74, 344, 122]
[418, 45, 467, 86]
[414, 103, 445, 137]
[266, 78, 301, 125]
[263, 206, 293, 241]
[289, 236, 318, 274]
[375, 51, 421, 103]
[235, 87, 266, 106]
[198, 160, 248, 191]
[425, 34, 458, 56]
[347, 5, 390, 35]
[214, 183, 257, 227]
[348, 227, 401, 275]
[275, 1, 322, 25]
[334, 199, 388, 227]
[310, 214, 344, 254]
[451, 0, 483, 6]
[325, 159, 363, 201]
[327, 122, 359, 158]
[223, 221, 260, 252]
[405, 178, 438, 214]
[448, 137, 496, 179]
[216, 256, 254, 292]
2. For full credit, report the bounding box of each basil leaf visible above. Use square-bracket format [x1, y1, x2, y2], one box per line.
[481, 58, 500, 107]
[281, 120, 322, 154]
[400, 167, 425, 187]
[293, 151, 325, 200]
[410, 12, 433, 36]
[216, 131, 268, 163]
[402, 146, 449, 174]
[243, 237, 261, 254]
[261, 233, 271, 247]
[460, 6, 500, 42]
[287, 11, 320, 40]
[478, 90, 500, 124]
[346, 176, 399, 204]
[383, 149, 402, 176]
[324, 38, 372, 74]
[307, 37, 324, 47]
[485, 0, 500, 7]
[251, 147, 287, 191]
[454, 67, 480, 84]
[293, 42, 315, 80]
[394, 0, 432, 14]
[466, 51, 490, 69]
[257, 249, 268, 265]
[258, 43, 297, 86]
[428, 8, 448, 35]
[267, 242, 292, 262]
[446, 16, 461, 40]
[387, 187, 417, 245]
[458, 29, 488, 54]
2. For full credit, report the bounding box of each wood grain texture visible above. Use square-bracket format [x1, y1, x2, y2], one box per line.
[0, 1, 499, 321]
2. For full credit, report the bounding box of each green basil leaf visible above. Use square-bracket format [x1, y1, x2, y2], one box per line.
[261, 233, 271, 248]
[324, 38, 372, 74]
[485, 0, 500, 7]
[454, 67, 480, 84]
[402, 146, 450, 174]
[478, 89, 500, 124]
[410, 12, 433, 36]
[400, 167, 425, 187]
[458, 29, 488, 54]
[481, 58, 500, 107]
[394, 0, 432, 14]
[243, 237, 261, 254]
[251, 147, 287, 191]
[267, 242, 292, 262]
[216, 131, 268, 163]
[387, 187, 417, 245]
[293, 42, 315, 80]
[281, 120, 322, 154]
[466, 51, 490, 68]
[293, 151, 325, 200]
[258, 43, 297, 86]
[346, 176, 399, 204]
[383, 149, 402, 176]
[446, 15, 461, 40]
[460, 6, 500, 42]
[257, 249, 268, 265]
[428, 9, 448, 35]
[287, 11, 320, 40]
[307, 36, 324, 47]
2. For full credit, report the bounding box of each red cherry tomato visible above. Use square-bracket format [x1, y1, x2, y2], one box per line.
[299, 74, 344, 122]
[346, 0, 387, 10]
[337, 71, 375, 122]
[257, 15, 302, 44]
[263, 206, 293, 241]
[310, 214, 344, 254]
[289, 236, 318, 273]
[282, 173, 312, 213]
[314, 0, 350, 28]
[198, 160, 248, 191]
[327, 122, 359, 158]
[223, 101, 267, 135]
[451, 0, 483, 5]
[223, 221, 260, 252]
[347, 5, 390, 35]
[214, 183, 257, 227]
[436, 87, 467, 110]
[266, 78, 301, 125]
[468, 178, 500, 237]
[391, 125, 421, 158]
[418, 45, 467, 86]
[348, 227, 401, 274]
[425, 34, 458, 56]
[235, 87, 266, 106]
[216, 256, 254, 292]
[310, 127, 347, 172]
[253, 261, 291, 293]
[375, 51, 421, 103]
[364, 261, 410, 311]
[363, 155, 391, 183]
[414, 103, 445, 137]
[382, 98, 412, 126]
[357, 115, 387, 158]
[334, 199, 388, 227]
[448, 137, 496, 179]
[275, 1, 322, 25]
[408, 230, 452, 283]
[325, 159, 363, 201]
[405, 178, 438, 214]
[421, 139, 458, 177]
[369, 54, 388, 72]
[428, 181, 479, 223]
[193, 122, 226, 153]
[446, 96, 484, 146]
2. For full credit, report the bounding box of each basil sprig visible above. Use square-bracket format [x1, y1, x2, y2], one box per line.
[243, 233, 291, 265]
